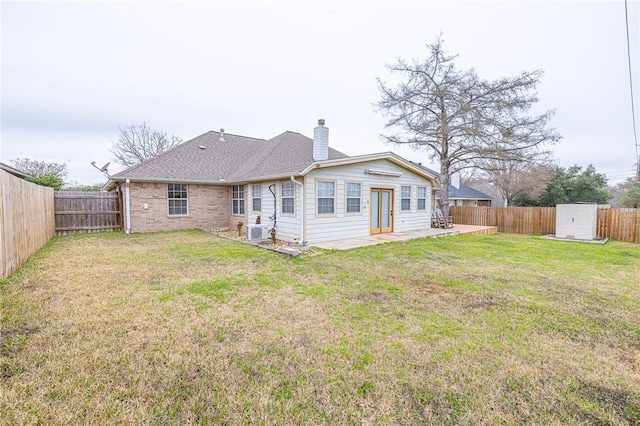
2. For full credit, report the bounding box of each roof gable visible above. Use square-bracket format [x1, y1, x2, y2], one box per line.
[303, 152, 440, 183]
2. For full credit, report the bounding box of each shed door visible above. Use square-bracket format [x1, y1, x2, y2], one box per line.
[556, 204, 574, 238]
[573, 204, 596, 240]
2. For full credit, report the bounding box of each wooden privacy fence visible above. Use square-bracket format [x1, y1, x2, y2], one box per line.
[596, 207, 640, 243]
[54, 191, 122, 235]
[450, 206, 640, 243]
[1, 170, 55, 279]
[450, 206, 556, 235]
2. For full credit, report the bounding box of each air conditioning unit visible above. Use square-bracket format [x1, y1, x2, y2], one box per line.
[247, 224, 271, 242]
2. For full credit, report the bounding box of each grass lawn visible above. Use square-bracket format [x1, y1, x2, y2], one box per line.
[1, 230, 639, 425]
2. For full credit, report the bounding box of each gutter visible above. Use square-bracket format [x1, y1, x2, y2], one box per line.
[290, 175, 304, 245]
[125, 179, 131, 234]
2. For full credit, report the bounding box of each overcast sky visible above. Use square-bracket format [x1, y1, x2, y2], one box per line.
[1, 0, 638, 186]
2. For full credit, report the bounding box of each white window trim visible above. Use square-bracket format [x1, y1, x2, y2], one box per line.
[280, 181, 295, 216]
[251, 184, 262, 213]
[417, 186, 427, 211]
[231, 185, 245, 216]
[400, 185, 412, 213]
[317, 180, 337, 216]
[167, 183, 189, 217]
[345, 181, 362, 216]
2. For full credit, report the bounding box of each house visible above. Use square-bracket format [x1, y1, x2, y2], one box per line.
[461, 179, 506, 207]
[106, 120, 440, 245]
[415, 164, 493, 207]
[0, 162, 31, 180]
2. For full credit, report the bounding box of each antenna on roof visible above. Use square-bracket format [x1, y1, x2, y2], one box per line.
[91, 161, 111, 177]
[219, 128, 225, 142]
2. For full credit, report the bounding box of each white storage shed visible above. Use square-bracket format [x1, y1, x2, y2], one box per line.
[555, 204, 598, 240]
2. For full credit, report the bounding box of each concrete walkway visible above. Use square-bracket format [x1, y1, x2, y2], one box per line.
[314, 224, 497, 250]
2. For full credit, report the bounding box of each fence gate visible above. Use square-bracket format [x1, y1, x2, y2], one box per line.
[54, 191, 122, 235]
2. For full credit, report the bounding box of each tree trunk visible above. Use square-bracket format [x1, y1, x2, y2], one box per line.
[440, 163, 450, 217]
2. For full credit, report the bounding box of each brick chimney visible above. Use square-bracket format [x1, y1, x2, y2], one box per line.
[313, 119, 329, 161]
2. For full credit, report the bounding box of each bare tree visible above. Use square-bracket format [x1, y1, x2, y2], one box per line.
[459, 167, 483, 183]
[480, 156, 554, 206]
[375, 35, 561, 214]
[9, 158, 69, 179]
[111, 121, 182, 167]
[621, 181, 640, 208]
[608, 177, 637, 207]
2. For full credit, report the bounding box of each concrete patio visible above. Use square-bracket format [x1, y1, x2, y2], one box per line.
[314, 224, 497, 250]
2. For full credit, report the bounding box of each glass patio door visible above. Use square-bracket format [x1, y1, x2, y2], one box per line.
[370, 188, 393, 234]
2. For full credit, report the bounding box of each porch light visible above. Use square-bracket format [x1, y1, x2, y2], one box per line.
[364, 168, 403, 177]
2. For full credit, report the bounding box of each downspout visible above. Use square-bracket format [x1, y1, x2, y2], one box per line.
[268, 184, 277, 229]
[290, 175, 304, 245]
[125, 179, 131, 234]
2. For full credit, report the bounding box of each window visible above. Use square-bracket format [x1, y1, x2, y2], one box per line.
[317, 181, 335, 214]
[252, 184, 262, 212]
[401, 186, 411, 211]
[346, 182, 361, 214]
[232, 185, 245, 215]
[281, 181, 295, 214]
[167, 183, 188, 216]
[417, 186, 427, 210]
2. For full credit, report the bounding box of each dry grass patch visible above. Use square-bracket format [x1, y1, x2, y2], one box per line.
[1, 230, 639, 425]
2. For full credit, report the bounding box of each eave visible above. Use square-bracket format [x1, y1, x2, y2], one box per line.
[299, 152, 441, 186]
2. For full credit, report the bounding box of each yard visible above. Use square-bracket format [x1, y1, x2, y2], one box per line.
[1, 231, 639, 425]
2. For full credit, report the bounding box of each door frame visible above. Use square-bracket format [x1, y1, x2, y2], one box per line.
[370, 187, 394, 235]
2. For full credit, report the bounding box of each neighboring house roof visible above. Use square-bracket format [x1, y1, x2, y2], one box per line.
[107, 129, 440, 187]
[0, 162, 31, 179]
[447, 182, 493, 201]
[414, 163, 492, 201]
[464, 179, 506, 206]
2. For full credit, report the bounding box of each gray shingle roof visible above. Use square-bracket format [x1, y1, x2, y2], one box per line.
[233, 131, 347, 180]
[110, 130, 348, 183]
[448, 182, 493, 200]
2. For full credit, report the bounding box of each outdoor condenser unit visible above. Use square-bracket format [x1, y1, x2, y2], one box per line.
[246, 224, 271, 242]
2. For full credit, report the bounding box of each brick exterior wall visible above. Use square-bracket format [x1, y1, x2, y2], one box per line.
[125, 182, 231, 232]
